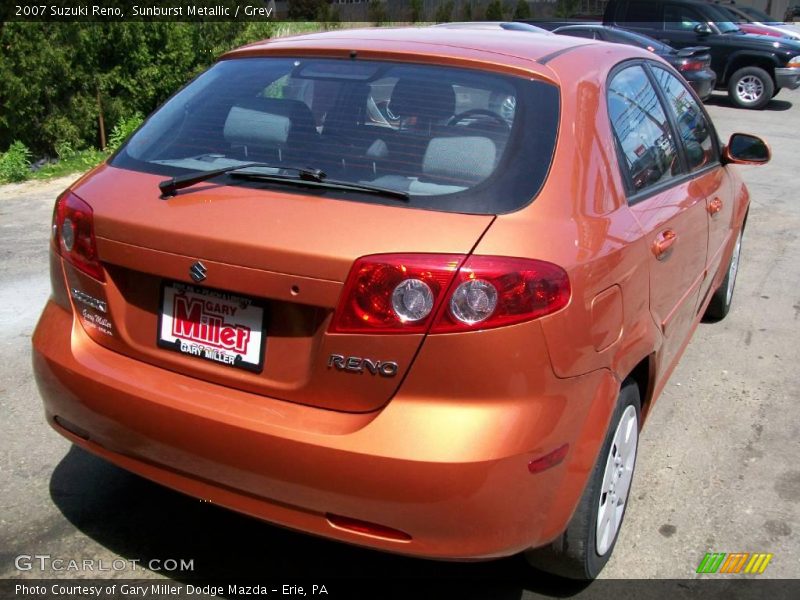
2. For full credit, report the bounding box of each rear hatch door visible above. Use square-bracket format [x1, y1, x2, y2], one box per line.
[66, 165, 492, 412]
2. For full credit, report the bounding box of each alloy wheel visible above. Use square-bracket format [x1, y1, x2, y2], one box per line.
[736, 75, 764, 103]
[596, 405, 638, 556]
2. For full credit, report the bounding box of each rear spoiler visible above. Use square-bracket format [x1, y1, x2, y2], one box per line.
[676, 46, 711, 58]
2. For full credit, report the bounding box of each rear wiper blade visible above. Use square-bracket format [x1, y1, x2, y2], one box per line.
[159, 163, 325, 197]
[228, 171, 410, 202]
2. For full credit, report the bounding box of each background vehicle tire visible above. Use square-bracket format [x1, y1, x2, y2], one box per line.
[704, 228, 743, 321]
[728, 67, 774, 110]
[525, 380, 641, 580]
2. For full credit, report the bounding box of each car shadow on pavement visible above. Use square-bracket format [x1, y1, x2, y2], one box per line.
[49, 446, 592, 599]
[704, 94, 793, 112]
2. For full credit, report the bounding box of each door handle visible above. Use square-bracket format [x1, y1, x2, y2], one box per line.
[653, 230, 677, 261]
[708, 197, 723, 216]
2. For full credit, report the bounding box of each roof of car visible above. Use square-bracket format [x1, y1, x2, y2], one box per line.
[222, 26, 593, 73]
[221, 25, 661, 87]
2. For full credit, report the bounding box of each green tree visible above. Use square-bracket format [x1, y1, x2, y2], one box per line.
[513, 0, 531, 19]
[410, 0, 424, 22]
[435, 0, 455, 22]
[368, 0, 388, 24]
[554, 0, 580, 18]
[287, 0, 325, 19]
[485, 0, 504, 20]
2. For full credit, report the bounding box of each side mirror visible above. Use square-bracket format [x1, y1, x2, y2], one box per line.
[694, 22, 712, 35]
[723, 133, 771, 165]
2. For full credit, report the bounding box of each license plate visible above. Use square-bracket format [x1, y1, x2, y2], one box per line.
[158, 282, 266, 372]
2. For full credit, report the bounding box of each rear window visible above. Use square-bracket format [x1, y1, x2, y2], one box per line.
[111, 57, 559, 215]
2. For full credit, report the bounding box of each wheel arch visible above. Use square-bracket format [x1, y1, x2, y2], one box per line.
[622, 354, 656, 424]
[723, 52, 780, 86]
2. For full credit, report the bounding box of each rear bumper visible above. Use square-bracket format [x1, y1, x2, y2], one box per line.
[775, 67, 800, 90]
[687, 70, 716, 101]
[32, 300, 619, 560]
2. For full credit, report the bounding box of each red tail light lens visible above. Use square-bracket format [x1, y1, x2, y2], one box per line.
[53, 191, 104, 281]
[679, 59, 706, 72]
[329, 254, 464, 334]
[330, 254, 570, 334]
[431, 256, 570, 333]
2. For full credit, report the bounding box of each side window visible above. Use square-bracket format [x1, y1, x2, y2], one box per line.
[650, 66, 716, 171]
[664, 5, 705, 31]
[562, 29, 596, 39]
[607, 65, 682, 195]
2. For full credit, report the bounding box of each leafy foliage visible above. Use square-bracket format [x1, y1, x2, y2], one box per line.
[108, 113, 145, 152]
[513, 0, 532, 19]
[368, 0, 389, 24]
[409, 0, 424, 22]
[435, 0, 455, 22]
[0, 22, 299, 159]
[485, 0, 504, 20]
[554, 0, 581, 18]
[0, 141, 32, 183]
[287, 0, 326, 20]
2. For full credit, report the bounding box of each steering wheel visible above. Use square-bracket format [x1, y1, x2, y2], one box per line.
[447, 109, 510, 131]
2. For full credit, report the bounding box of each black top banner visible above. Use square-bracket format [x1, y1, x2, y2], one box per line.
[4, 0, 281, 22]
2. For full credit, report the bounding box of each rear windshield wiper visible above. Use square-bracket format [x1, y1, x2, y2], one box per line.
[159, 163, 408, 202]
[228, 171, 410, 202]
[158, 163, 325, 197]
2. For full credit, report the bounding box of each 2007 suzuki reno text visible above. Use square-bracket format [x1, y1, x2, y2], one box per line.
[32, 27, 770, 578]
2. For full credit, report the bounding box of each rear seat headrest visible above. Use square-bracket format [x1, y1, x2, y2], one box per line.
[423, 136, 497, 182]
[223, 97, 317, 148]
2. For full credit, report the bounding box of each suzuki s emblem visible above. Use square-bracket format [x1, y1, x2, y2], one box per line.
[190, 261, 207, 282]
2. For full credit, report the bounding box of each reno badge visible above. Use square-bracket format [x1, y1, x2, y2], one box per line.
[327, 354, 399, 377]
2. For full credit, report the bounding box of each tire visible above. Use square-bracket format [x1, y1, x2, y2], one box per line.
[704, 228, 743, 321]
[773, 87, 781, 99]
[727, 67, 774, 110]
[525, 380, 641, 580]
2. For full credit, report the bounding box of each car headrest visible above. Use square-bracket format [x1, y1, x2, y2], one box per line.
[224, 98, 317, 148]
[422, 136, 496, 182]
[389, 79, 456, 122]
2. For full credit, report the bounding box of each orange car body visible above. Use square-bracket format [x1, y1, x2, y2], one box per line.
[32, 28, 751, 560]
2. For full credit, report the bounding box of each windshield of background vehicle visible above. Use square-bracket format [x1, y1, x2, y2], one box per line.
[111, 57, 560, 215]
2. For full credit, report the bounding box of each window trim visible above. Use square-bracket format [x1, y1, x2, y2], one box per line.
[606, 58, 723, 207]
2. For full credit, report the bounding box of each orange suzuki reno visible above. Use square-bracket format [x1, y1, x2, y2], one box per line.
[32, 27, 770, 579]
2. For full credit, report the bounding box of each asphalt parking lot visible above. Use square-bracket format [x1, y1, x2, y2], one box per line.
[1, 88, 798, 594]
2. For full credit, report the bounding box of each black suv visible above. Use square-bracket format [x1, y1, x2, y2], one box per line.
[604, 0, 800, 108]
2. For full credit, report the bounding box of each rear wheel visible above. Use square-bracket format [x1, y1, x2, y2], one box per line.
[525, 380, 641, 579]
[728, 67, 774, 110]
[704, 228, 743, 321]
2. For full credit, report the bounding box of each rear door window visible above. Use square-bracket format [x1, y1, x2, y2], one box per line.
[649, 66, 718, 171]
[607, 64, 683, 195]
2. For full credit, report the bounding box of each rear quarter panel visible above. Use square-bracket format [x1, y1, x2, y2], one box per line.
[474, 44, 661, 383]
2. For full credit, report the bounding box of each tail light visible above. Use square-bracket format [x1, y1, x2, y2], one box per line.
[430, 255, 571, 333]
[330, 254, 570, 334]
[53, 191, 105, 281]
[329, 254, 464, 334]
[679, 59, 707, 72]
